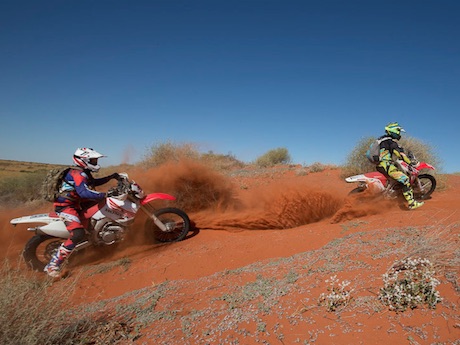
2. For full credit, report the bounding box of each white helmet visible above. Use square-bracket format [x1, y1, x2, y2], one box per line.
[73, 148, 105, 172]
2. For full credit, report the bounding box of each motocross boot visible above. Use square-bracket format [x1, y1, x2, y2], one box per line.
[403, 189, 424, 210]
[44, 244, 72, 278]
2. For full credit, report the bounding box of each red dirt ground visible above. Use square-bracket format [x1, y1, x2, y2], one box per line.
[1, 164, 459, 344]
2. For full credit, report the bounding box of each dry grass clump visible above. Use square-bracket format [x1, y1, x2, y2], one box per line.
[200, 151, 245, 171]
[0, 260, 136, 344]
[341, 136, 376, 177]
[402, 226, 459, 272]
[142, 141, 200, 168]
[0, 171, 46, 207]
[141, 142, 246, 172]
[307, 162, 328, 173]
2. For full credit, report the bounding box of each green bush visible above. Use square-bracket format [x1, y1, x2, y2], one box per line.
[254, 147, 291, 168]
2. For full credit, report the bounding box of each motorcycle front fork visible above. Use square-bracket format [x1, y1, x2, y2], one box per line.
[140, 205, 167, 231]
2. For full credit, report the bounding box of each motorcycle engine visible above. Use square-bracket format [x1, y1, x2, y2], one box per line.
[383, 180, 400, 199]
[92, 221, 126, 245]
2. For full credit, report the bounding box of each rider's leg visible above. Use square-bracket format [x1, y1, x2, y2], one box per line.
[387, 165, 424, 210]
[44, 206, 85, 277]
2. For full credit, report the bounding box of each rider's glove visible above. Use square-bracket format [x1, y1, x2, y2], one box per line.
[107, 189, 117, 197]
[110, 173, 120, 180]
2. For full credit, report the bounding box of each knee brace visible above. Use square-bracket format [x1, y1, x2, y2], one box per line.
[70, 228, 86, 245]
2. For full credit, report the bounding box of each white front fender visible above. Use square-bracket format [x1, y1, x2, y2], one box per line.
[345, 174, 367, 183]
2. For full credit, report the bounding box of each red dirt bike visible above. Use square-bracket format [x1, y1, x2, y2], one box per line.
[10, 173, 190, 271]
[345, 159, 436, 200]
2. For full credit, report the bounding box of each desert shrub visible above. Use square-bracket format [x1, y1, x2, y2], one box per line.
[0, 261, 136, 344]
[308, 162, 327, 173]
[142, 141, 200, 168]
[142, 142, 246, 171]
[200, 151, 245, 171]
[378, 257, 442, 312]
[0, 171, 46, 207]
[399, 137, 442, 170]
[254, 147, 291, 168]
[342, 135, 442, 178]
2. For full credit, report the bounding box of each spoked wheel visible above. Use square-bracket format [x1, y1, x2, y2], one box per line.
[145, 207, 190, 243]
[23, 235, 63, 271]
[413, 174, 436, 200]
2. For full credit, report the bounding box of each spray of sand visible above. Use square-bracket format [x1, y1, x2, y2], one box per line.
[191, 182, 343, 230]
[0, 205, 49, 262]
[331, 190, 397, 223]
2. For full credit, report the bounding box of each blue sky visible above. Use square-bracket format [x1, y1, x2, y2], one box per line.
[1, 0, 459, 172]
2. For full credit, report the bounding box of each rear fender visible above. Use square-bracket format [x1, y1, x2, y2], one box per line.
[10, 213, 69, 238]
[417, 162, 435, 171]
[37, 222, 69, 238]
[141, 193, 176, 206]
[10, 213, 60, 226]
[345, 172, 386, 192]
[345, 171, 385, 182]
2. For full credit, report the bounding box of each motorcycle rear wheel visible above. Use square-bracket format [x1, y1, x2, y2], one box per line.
[23, 235, 62, 271]
[145, 207, 190, 243]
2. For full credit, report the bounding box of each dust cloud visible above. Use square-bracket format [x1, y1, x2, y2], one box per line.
[126, 160, 238, 213]
[125, 161, 344, 231]
[0, 206, 49, 262]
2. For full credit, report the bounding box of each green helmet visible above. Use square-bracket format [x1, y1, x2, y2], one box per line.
[385, 122, 405, 140]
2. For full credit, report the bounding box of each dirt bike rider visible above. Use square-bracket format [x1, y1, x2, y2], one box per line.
[375, 122, 424, 210]
[44, 148, 120, 277]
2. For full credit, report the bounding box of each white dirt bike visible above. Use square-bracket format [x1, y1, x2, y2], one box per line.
[10, 173, 190, 271]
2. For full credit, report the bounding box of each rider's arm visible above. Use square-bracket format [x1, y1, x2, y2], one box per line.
[392, 144, 412, 164]
[93, 175, 113, 187]
[93, 173, 120, 187]
[72, 170, 106, 200]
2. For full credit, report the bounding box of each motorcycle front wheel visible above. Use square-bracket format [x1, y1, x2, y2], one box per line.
[349, 186, 366, 195]
[145, 207, 190, 243]
[413, 174, 436, 200]
[23, 235, 63, 271]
